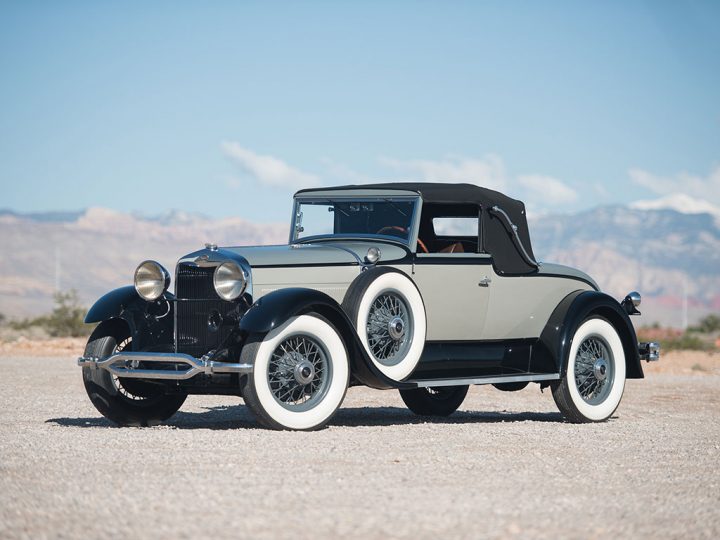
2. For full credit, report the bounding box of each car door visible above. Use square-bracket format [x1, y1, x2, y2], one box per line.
[410, 254, 492, 341]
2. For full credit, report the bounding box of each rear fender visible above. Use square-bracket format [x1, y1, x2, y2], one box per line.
[531, 290, 644, 379]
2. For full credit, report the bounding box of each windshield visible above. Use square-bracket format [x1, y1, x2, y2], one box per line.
[292, 197, 418, 243]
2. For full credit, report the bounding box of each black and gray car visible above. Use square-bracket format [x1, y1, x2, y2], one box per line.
[78, 183, 660, 430]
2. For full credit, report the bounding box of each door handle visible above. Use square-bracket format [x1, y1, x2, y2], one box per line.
[479, 276, 492, 287]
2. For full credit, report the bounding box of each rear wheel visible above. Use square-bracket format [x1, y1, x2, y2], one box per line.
[492, 381, 529, 392]
[241, 314, 350, 430]
[552, 317, 626, 423]
[82, 322, 186, 426]
[399, 385, 469, 416]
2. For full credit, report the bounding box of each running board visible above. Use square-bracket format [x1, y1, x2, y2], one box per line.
[406, 373, 560, 388]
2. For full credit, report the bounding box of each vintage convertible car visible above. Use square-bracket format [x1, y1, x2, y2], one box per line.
[78, 183, 660, 430]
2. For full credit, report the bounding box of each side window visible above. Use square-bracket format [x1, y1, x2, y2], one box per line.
[432, 217, 479, 237]
[418, 203, 482, 254]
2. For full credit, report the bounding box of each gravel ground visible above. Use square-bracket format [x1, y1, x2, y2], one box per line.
[1, 355, 718, 540]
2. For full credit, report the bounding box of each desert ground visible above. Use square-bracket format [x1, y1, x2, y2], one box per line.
[0, 340, 718, 539]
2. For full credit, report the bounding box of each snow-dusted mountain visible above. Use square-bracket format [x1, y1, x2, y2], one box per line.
[1, 200, 718, 327]
[629, 193, 720, 223]
[529, 202, 720, 327]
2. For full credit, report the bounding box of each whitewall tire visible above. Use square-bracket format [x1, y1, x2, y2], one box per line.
[552, 317, 626, 423]
[241, 314, 349, 430]
[343, 268, 426, 381]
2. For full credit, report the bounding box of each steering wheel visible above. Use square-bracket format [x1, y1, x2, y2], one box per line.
[376, 226, 429, 253]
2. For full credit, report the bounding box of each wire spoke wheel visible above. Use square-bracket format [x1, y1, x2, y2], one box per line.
[110, 338, 144, 401]
[399, 385, 469, 416]
[573, 335, 614, 405]
[110, 338, 162, 401]
[267, 334, 331, 412]
[366, 291, 414, 366]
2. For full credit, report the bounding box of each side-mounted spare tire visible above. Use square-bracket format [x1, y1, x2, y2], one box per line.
[342, 267, 426, 381]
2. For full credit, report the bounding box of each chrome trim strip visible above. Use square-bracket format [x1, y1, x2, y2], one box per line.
[78, 351, 253, 380]
[311, 243, 364, 265]
[411, 372, 560, 388]
[489, 205, 539, 268]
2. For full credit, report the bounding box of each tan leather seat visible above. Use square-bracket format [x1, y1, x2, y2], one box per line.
[439, 242, 464, 254]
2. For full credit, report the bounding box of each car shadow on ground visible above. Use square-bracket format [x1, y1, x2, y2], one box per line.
[46, 405, 564, 430]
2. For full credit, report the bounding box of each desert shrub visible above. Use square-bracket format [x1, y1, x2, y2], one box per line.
[8, 290, 88, 338]
[44, 290, 87, 337]
[689, 314, 720, 334]
[0, 312, 5, 326]
[659, 333, 712, 352]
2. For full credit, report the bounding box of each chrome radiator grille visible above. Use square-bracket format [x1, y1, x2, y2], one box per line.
[175, 264, 234, 357]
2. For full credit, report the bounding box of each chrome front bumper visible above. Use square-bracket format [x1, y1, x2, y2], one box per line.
[77, 351, 253, 380]
[638, 342, 660, 362]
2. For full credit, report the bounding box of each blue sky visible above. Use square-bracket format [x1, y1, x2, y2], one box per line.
[1, 1, 718, 222]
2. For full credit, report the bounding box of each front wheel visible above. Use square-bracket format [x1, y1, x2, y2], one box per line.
[552, 317, 626, 423]
[82, 322, 186, 426]
[399, 385, 469, 416]
[241, 314, 350, 430]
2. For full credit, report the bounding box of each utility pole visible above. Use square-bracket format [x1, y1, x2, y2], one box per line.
[682, 277, 688, 331]
[54, 246, 61, 293]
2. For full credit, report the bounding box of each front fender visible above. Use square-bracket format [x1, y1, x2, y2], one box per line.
[85, 286, 175, 352]
[239, 288, 412, 390]
[531, 290, 644, 379]
[85, 286, 141, 323]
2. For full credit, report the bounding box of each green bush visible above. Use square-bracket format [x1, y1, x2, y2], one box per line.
[689, 314, 720, 334]
[45, 290, 87, 337]
[8, 290, 88, 337]
[659, 333, 712, 352]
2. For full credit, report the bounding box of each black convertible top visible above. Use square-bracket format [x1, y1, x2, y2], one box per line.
[296, 182, 538, 274]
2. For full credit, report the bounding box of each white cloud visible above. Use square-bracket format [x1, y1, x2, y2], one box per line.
[221, 142, 320, 188]
[630, 193, 720, 219]
[220, 144, 578, 212]
[629, 166, 720, 205]
[517, 174, 578, 205]
[320, 157, 376, 185]
[378, 154, 507, 191]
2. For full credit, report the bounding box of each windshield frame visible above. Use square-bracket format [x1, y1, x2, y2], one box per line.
[289, 195, 422, 249]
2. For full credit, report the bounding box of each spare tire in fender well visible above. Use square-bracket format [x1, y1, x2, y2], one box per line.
[238, 287, 413, 390]
[341, 266, 427, 382]
[531, 290, 644, 379]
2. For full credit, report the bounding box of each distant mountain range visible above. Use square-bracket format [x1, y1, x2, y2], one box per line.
[1, 198, 718, 328]
[529, 202, 720, 328]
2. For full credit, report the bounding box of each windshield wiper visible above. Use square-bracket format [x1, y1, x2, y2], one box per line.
[383, 198, 407, 217]
[323, 199, 350, 217]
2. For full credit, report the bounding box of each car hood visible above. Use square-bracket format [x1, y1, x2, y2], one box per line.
[178, 241, 408, 269]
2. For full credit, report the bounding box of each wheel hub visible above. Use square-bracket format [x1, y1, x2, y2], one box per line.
[293, 358, 315, 385]
[593, 358, 608, 381]
[388, 316, 405, 341]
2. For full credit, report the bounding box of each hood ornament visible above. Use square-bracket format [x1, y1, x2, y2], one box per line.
[204, 243, 218, 251]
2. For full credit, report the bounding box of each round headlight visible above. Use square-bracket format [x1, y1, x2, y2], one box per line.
[134, 260, 170, 301]
[213, 261, 247, 301]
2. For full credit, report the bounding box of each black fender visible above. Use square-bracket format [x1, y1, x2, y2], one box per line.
[84, 286, 175, 352]
[238, 287, 412, 390]
[85, 286, 141, 323]
[531, 290, 644, 379]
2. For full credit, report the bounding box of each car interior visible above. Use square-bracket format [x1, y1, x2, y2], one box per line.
[417, 203, 481, 254]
